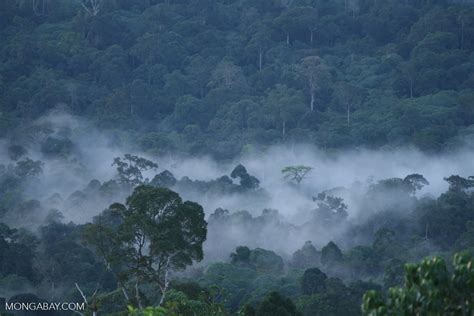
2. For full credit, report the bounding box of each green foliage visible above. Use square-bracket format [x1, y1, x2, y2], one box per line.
[163, 288, 229, 316]
[240, 304, 256, 316]
[150, 170, 177, 188]
[0, 223, 36, 282]
[382, 259, 405, 290]
[345, 246, 380, 278]
[37, 222, 113, 295]
[281, 166, 313, 185]
[444, 175, 474, 191]
[231, 246, 252, 266]
[301, 268, 327, 296]
[2, 1, 474, 314]
[112, 154, 158, 186]
[250, 248, 285, 274]
[290, 241, 320, 269]
[403, 174, 430, 193]
[230, 164, 260, 190]
[256, 291, 301, 316]
[230, 246, 284, 274]
[369, 175, 428, 196]
[1, 0, 472, 157]
[418, 183, 474, 249]
[362, 252, 474, 315]
[83, 185, 207, 307]
[313, 193, 348, 224]
[128, 305, 167, 316]
[455, 221, 474, 253]
[199, 262, 257, 311]
[14, 158, 43, 178]
[320, 241, 343, 267]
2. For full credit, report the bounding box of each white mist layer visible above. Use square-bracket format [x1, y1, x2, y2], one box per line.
[1, 112, 474, 259]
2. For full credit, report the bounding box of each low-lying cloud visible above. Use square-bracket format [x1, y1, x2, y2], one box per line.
[1, 111, 473, 260]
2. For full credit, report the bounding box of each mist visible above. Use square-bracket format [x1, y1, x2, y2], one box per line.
[1, 111, 473, 261]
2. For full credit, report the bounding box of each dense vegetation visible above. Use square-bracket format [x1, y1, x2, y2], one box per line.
[1, 0, 474, 159]
[2, 148, 474, 315]
[1, 0, 474, 315]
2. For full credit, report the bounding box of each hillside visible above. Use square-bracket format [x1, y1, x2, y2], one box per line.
[1, 0, 473, 158]
[2, 1, 474, 315]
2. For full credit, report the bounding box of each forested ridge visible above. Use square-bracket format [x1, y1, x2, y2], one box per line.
[2, 0, 474, 315]
[1, 0, 474, 158]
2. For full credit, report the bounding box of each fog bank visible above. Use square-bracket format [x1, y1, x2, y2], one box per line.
[1, 112, 473, 259]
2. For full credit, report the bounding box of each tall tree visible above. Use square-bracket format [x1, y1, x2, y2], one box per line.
[397, 61, 417, 98]
[333, 81, 365, 124]
[208, 60, 247, 90]
[313, 193, 348, 224]
[83, 185, 207, 309]
[282, 165, 312, 184]
[230, 164, 260, 190]
[265, 84, 306, 137]
[246, 24, 272, 71]
[297, 56, 330, 111]
[275, 6, 318, 45]
[112, 154, 158, 187]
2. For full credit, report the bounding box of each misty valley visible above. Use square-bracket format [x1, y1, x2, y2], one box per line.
[2, 0, 474, 315]
[1, 114, 474, 315]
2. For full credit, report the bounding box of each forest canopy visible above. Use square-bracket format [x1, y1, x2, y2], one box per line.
[1, 0, 474, 315]
[1, 0, 474, 159]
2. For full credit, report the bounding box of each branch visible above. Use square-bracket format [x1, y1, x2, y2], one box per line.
[75, 283, 88, 305]
[81, 2, 93, 16]
[91, 282, 100, 298]
[81, 0, 100, 16]
[121, 286, 130, 301]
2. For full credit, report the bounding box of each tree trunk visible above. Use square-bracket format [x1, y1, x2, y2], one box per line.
[310, 92, 315, 111]
[135, 280, 143, 310]
[159, 284, 169, 306]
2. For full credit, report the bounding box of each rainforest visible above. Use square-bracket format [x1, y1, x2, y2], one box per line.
[1, 0, 474, 315]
